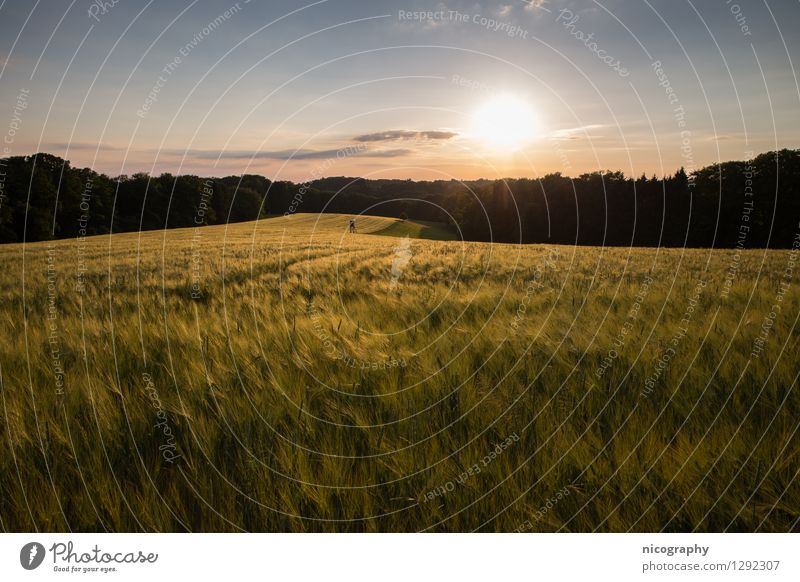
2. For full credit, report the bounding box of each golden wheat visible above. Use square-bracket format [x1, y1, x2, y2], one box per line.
[0, 213, 797, 532]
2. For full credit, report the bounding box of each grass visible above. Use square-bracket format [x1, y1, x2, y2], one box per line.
[0, 212, 798, 532]
[369, 218, 458, 241]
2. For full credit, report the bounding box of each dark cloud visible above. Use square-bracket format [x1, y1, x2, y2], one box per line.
[37, 144, 415, 166]
[44, 142, 124, 151]
[353, 130, 458, 142]
[185, 147, 412, 161]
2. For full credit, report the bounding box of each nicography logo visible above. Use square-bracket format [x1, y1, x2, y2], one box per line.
[20, 542, 46, 570]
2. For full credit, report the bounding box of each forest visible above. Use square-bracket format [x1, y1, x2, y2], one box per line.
[1, 149, 798, 247]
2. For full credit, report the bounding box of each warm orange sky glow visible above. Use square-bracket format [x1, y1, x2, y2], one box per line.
[2, 1, 798, 180]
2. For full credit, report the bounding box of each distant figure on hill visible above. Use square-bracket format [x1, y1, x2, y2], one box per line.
[349, 218, 356, 233]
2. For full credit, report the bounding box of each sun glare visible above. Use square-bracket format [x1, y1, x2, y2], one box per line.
[471, 94, 539, 152]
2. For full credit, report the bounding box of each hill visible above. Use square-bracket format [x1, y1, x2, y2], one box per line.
[2, 149, 800, 248]
[369, 218, 458, 241]
[1, 214, 798, 532]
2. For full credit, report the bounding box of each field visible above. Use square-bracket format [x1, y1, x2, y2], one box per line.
[0, 212, 798, 532]
[368, 218, 459, 241]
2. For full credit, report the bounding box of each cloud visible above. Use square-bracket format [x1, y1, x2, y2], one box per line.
[39, 144, 416, 166]
[498, 4, 514, 17]
[523, 0, 549, 11]
[705, 133, 745, 142]
[361, 149, 414, 158]
[44, 142, 124, 151]
[185, 147, 412, 160]
[550, 124, 606, 140]
[353, 130, 458, 142]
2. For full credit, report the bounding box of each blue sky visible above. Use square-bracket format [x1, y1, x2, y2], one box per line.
[1, 0, 798, 180]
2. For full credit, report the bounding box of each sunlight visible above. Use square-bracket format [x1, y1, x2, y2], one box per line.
[470, 94, 540, 152]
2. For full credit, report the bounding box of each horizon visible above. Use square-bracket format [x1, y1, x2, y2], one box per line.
[9, 146, 789, 183]
[2, 1, 799, 181]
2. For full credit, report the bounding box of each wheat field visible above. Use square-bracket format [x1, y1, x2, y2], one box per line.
[1, 213, 798, 532]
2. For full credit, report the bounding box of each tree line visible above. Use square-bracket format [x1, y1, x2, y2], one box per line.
[1, 149, 798, 247]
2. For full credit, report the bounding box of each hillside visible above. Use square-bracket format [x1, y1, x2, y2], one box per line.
[369, 218, 458, 241]
[3, 149, 800, 248]
[0, 214, 798, 532]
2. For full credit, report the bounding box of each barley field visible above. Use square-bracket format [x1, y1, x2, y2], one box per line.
[1, 213, 798, 532]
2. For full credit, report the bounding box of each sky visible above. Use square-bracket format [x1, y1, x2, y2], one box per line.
[0, 0, 799, 181]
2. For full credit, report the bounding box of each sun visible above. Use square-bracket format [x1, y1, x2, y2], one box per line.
[471, 94, 540, 152]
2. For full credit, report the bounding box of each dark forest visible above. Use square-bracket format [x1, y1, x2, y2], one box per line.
[1, 149, 798, 247]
